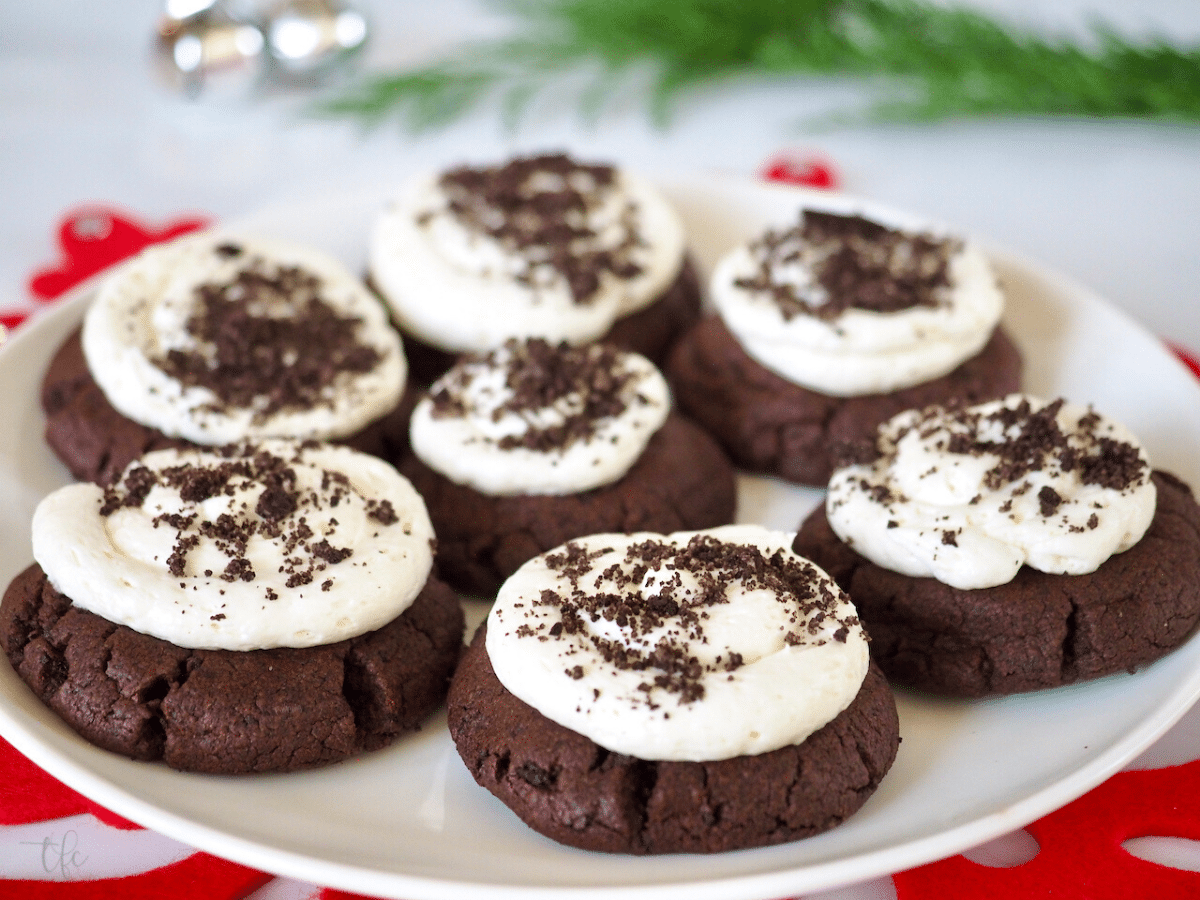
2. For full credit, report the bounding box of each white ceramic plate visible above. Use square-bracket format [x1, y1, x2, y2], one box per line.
[3, 177, 1200, 900]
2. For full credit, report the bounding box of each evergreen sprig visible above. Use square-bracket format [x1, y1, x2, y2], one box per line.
[318, 0, 1200, 129]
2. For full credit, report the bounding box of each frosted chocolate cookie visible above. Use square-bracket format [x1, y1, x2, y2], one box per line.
[368, 152, 701, 383]
[1, 441, 463, 773]
[667, 209, 1021, 485]
[794, 395, 1200, 696]
[397, 338, 736, 595]
[43, 233, 413, 485]
[447, 526, 900, 854]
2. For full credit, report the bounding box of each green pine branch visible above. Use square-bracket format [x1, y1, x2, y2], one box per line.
[316, 0, 1200, 129]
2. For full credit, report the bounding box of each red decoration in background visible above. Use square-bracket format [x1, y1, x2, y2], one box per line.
[1, 311, 29, 331]
[894, 759, 1200, 899]
[1168, 342, 1200, 380]
[0, 854, 271, 900]
[761, 153, 840, 190]
[0, 737, 138, 830]
[1, 711, 273, 899]
[27, 207, 208, 303]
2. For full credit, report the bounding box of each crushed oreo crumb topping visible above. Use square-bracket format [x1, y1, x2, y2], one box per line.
[734, 209, 960, 321]
[98, 444, 398, 602]
[906, 397, 1148, 493]
[1038, 485, 1063, 517]
[366, 498, 398, 525]
[832, 437, 881, 469]
[513, 534, 856, 709]
[428, 338, 649, 453]
[151, 254, 383, 421]
[849, 397, 1149, 541]
[100, 464, 158, 516]
[436, 153, 644, 304]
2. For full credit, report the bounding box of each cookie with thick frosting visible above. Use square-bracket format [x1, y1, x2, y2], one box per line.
[447, 527, 900, 853]
[369, 152, 701, 383]
[794, 396, 1200, 696]
[667, 208, 1022, 485]
[1, 441, 464, 772]
[397, 339, 736, 595]
[43, 233, 414, 485]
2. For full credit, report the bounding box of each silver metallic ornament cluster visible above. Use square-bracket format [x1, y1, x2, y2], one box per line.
[154, 0, 368, 97]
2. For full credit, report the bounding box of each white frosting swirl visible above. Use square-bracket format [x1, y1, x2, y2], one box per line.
[31, 441, 436, 650]
[710, 209, 1003, 396]
[827, 394, 1157, 589]
[368, 156, 685, 352]
[82, 232, 405, 445]
[410, 340, 671, 496]
[486, 525, 869, 762]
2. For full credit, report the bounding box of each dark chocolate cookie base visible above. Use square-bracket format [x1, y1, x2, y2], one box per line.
[1, 564, 464, 773]
[42, 328, 419, 486]
[793, 471, 1200, 697]
[398, 412, 737, 596]
[602, 254, 703, 369]
[448, 626, 900, 854]
[665, 317, 1022, 486]
[398, 256, 703, 386]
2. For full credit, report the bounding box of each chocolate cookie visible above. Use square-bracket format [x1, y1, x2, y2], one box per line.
[398, 412, 737, 596]
[42, 328, 417, 485]
[1, 564, 464, 773]
[448, 625, 900, 854]
[599, 255, 703, 369]
[397, 256, 703, 385]
[665, 316, 1022, 486]
[793, 470, 1200, 696]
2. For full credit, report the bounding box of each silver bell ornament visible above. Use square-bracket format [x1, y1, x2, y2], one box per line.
[154, 0, 268, 98]
[154, 0, 367, 98]
[264, 0, 368, 79]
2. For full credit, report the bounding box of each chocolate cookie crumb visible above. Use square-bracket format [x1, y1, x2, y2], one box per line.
[1038, 486, 1063, 517]
[907, 397, 1148, 494]
[438, 153, 644, 304]
[153, 256, 383, 422]
[96, 444, 398, 596]
[733, 210, 959, 321]
[100, 464, 159, 516]
[524, 534, 856, 707]
[366, 499, 398, 525]
[429, 339, 650, 454]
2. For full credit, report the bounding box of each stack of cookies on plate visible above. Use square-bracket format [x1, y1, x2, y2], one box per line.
[5, 151, 1200, 858]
